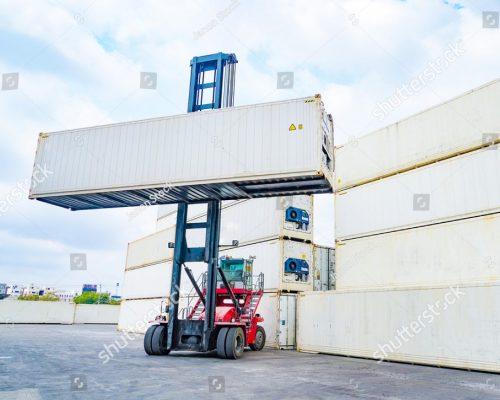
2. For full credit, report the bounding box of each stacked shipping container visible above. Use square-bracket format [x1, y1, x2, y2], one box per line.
[297, 79, 500, 372]
[119, 196, 334, 348]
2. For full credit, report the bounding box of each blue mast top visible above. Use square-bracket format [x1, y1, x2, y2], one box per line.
[187, 52, 238, 113]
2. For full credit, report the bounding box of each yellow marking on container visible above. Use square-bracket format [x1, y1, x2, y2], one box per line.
[298, 124, 303, 130]
[289, 123, 297, 131]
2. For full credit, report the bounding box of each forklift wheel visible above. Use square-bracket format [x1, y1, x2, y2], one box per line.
[225, 327, 245, 359]
[145, 324, 170, 356]
[144, 325, 157, 355]
[216, 327, 229, 359]
[250, 326, 266, 351]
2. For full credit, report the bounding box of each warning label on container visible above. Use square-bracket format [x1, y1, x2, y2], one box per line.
[289, 123, 303, 131]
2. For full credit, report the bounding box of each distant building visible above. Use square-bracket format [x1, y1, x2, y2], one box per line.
[8, 285, 27, 298]
[54, 290, 77, 302]
[82, 284, 98, 293]
[0, 283, 6, 300]
[27, 284, 43, 296]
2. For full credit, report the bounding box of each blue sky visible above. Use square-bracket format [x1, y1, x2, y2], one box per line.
[0, 0, 499, 292]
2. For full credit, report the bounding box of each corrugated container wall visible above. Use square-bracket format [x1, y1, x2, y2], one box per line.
[223, 239, 314, 292]
[335, 147, 500, 240]
[335, 213, 500, 290]
[297, 285, 500, 373]
[156, 201, 237, 231]
[122, 238, 314, 298]
[334, 79, 500, 191]
[126, 195, 313, 271]
[157, 196, 313, 242]
[29, 96, 334, 209]
[118, 298, 166, 334]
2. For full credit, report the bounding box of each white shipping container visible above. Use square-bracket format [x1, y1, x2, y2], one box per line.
[123, 238, 313, 300]
[29, 96, 333, 210]
[297, 284, 500, 373]
[335, 79, 500, 190]
[122, 262, 172, 300]
[127, 197, 314, 270]
[258, 292, 297, 349]
[156, 204, 207, 231]
[336, 213, 500, 290]
[118, 298, 166, 334]
[156, 201, 237, 231]
[313, 245, 335, 291]
[125, 230, 175, 270]
[123, 261, 209, 300]
[157, 196, 313, 242]
[223, 239, 314, 292]
[336, 147, 500, 240]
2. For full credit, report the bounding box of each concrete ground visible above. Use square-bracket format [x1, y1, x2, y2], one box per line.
[0, 325, 499, 400]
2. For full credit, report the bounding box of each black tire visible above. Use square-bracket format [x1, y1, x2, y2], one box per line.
[225, 327, 245, 359]
[216, 327, 229, 359]
[144, 325, 158, 355]
[250, 326, 266, 351]
[151, 324, 170, 356]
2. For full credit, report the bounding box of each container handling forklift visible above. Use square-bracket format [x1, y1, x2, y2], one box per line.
[28, 51, 333, 358]
[145, 256, 267, 359]
[143, 53, 266, 359]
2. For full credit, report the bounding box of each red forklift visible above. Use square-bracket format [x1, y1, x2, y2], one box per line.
[144, 253, 266, 359]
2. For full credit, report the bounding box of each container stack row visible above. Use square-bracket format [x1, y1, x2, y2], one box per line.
[296, 79, 500, 372]
[118, 195, 335, 349]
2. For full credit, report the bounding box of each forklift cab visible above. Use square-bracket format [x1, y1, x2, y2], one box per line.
[217, 257, 253, 289]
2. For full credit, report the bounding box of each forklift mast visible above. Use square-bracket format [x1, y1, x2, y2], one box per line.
[187, 52, 237, 112]
[166, 53, 238, 352]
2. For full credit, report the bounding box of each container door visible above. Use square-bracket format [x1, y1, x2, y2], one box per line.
[320, 248, 329, 291]
[328, 248, 336, 290]
[278, 294, 297, 349]
[313, 247, 333, 291]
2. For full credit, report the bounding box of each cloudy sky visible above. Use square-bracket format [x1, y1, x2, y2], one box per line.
[0, 0, 498, 293]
